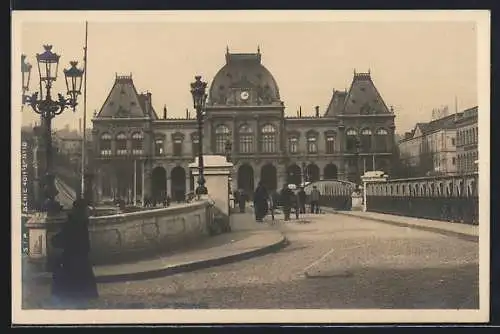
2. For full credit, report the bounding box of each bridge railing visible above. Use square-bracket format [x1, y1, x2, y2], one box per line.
[365, 173, 479, 225]
[304, 179, 357, 210]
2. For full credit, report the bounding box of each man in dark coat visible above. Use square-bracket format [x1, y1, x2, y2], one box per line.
[253, 182, 269, 222]
[280, 184, 295, 221]
[51, 199, 98, 307]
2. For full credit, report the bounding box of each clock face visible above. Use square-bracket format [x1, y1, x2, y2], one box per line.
[240, 91, 250, 100]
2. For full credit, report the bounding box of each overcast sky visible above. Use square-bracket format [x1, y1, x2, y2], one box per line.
[15, 11, 480, 134]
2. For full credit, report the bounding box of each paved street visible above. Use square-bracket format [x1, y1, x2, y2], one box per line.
[23, 211, 478, 310]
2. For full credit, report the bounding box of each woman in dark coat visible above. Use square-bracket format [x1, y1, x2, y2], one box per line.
[253, 181, 269, 222]
[51, 199, 98, 306]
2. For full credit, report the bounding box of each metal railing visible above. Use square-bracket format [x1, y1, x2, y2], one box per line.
[365, 173, 479, 225]
[303, 179, 357, 210]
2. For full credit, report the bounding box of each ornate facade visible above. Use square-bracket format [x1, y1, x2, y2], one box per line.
[91, 49, 396, 203]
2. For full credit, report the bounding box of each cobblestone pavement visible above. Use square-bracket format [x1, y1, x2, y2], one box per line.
[22, 212, 479, 309]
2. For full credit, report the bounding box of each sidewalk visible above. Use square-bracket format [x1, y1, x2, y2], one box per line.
[25, 212, 286, 284]
[323, 208, 479, 242]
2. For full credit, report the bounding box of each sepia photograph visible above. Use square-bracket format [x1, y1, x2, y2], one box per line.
[11, 10, 490, 324]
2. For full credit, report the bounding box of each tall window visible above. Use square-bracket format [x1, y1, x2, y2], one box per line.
[288, 136, 298, 154]
[191, 133, 199, 157]
[215, 125, 230, 154]
[375, 128, 388, 152]
[261, 124, 276, 153]
[100, 133, 112, 156]
[346, 129, 358, 152]
[131, 132, 143, 155]
[173, 135, 183, 156]
[326, 134, 335, 154]
[116, 133, 127, 155]
[360, 128, 372, 152]
[238, 124, 254, 153]
[154, 138, 164, 156]
[307, 132, 318, 154]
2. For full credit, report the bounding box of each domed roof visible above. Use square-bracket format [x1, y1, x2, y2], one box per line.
[208, 48, 281, 106]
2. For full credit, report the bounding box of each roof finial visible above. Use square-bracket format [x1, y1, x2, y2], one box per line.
[257, 45, 261, 53]
[354, 68, 356, 76]
[226, 45, 229, 54]
[368, 68, 371, 75]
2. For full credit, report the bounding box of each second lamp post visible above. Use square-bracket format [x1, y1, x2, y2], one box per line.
[190, 76, 208, 195]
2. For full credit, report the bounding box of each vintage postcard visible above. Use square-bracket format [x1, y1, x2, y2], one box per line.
[11, 10, 490, 325]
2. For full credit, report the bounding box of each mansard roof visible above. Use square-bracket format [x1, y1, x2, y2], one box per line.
[323, 70, 391, 117]
[95, 74, 158, 119]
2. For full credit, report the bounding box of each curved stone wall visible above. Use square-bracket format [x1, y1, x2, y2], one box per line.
[26, 200, 216, 268]
[88, 201, 213, 265]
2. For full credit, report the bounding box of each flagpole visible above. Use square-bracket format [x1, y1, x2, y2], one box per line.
[81, 21, 89, 199]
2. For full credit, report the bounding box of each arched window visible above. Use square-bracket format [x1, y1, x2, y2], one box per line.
[261, 124, 276, 153]
[375, 128, 389, 152]
[100, 133, 112, 156]
[360, 128, 372, 152]
[131, 132, 143, 155]
[238, 124, 254, 153]
[116, 133, 127, 155]
[215, 125, 230, 154]
[154, 137, 164, 156]
[346, 129, 358, 152]
[288, 136, 298, 154]
[307, 132, 318, 154]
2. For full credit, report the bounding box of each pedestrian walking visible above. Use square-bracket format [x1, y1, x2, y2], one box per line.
[253, 181, 269, 222]
[297, 186, 306, 214]
[238, 189, 248, 213]
[280, 184, 295, 221]
[310, 185, 321, 214]
[51, 198, 98, 307]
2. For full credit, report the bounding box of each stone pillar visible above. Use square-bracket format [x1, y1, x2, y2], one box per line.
[96, 169, 103, 204]
[165, 166, 171, 198]
[25, 212, 66, 272]
[189, 155, 233, 217]
[277, 163, 287, 189]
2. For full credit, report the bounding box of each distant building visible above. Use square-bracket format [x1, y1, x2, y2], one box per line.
[91, 48, 396, 203]
[399, 107, 478, 177]
[455, 106, 478, 174]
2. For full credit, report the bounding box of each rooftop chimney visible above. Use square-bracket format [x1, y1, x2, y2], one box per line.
[315, 106, 320, 117]
[163, 105, 167, 119]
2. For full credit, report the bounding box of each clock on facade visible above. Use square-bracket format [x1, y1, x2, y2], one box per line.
[240, 91, 250, 101]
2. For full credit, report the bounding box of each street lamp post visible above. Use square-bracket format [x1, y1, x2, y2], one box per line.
[301, 162, 306, 185]
[355, 136, 362, 185]
[22, 45, 84, 215]
[190, 75, 208, 196]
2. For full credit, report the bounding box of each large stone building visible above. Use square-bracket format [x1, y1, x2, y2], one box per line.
[398, 108, 478, 177]
[91, 49, 396, 203]
[455, 106, 478, 174]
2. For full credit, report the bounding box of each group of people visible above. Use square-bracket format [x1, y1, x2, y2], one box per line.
[249, 181, 322, 222]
